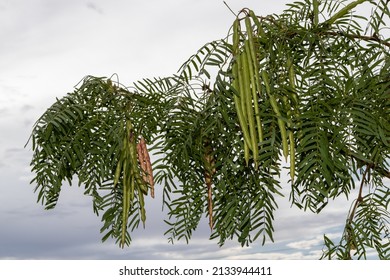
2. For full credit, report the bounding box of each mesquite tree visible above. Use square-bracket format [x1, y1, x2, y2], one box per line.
[27, 0, 390, 259]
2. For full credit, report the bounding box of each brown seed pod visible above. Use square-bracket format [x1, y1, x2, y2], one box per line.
[141, 137, 155, 198]
[137, 137, 155, 198]
[136, 140, 148, 186]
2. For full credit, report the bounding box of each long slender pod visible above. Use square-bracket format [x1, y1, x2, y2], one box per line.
[137, 185, 146, 228]
[233, 60, 252, 164]
[120, 170, 128, 248]
[245, 16, 264, 144]
[286, 56, 298, 181]
[243, 42, 259, 167]
[232, 18, 240, 55]
[237, 50, 252, 150]
[232, 18, 253, 158]
[262, 71, 289, 160]
[120, 185, 128, 248]
[272, 96, 289, 161]
[282, 95, 295, 181]
[233, 68, 253, 149]
[120, 145, 130, 248]
[289, 130, 295, 181]
[121, 174, 134, 248]
[287, 56, 301, 137]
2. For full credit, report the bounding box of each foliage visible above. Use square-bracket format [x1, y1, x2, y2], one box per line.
[27, 0, 390, 259]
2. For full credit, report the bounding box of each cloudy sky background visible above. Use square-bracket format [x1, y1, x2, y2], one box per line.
[0, 0, 387, 260]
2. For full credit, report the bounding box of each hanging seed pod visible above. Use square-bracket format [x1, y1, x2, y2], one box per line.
[245, 16, 264, 144]
[128, 132, 148, 195]
[242, 41, 259, 168]
[262, 71, 289, 160]
[138, 137, 155, 198]
[286, 56, 298, 181]
[119, 120, 136, 248]
[136, 140, 148, 187]
[232, 18, 253, 162]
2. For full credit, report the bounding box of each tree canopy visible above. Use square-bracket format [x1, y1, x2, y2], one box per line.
[27, 0, 390, 259]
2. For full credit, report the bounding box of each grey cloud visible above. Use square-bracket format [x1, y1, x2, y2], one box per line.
[86, 2, 103, 15]
[20, 104, 34, 112]
[23, 118, 34, 128]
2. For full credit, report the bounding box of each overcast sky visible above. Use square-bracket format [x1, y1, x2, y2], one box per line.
[0, 0, 386, 260]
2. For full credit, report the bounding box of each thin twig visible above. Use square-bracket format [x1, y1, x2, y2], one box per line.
[223, 1, 237, 17]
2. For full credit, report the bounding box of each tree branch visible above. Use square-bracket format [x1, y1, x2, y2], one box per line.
[348, 166, 368, 224]
[345, 164, 370, 259]
[324, 31, 390, 48]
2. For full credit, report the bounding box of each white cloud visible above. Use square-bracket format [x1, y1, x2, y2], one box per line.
[287, 236, 323, 250]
